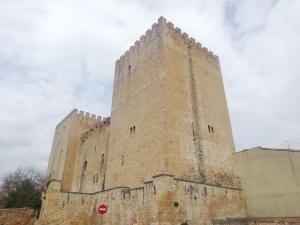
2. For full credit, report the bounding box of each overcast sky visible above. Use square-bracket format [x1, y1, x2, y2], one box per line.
[0, 0, 299, 179]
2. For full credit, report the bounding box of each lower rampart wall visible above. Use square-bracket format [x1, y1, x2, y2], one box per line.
[36, 175, 246, 225]
[0, 207, 37, 225]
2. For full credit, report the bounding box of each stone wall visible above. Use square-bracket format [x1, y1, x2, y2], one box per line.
[0, 208, 36, 225]
[105, 18, 169, 189]
[161, 17, 237, 186]
[37, 175, 246, 225]
[73, 119, 110, 193]
[46, 109, 104, 192]
[104, 17, 237, 189]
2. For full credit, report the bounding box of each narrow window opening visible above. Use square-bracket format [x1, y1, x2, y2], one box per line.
[83, 160, 88, 170]
[192, 122, 195, 136]
[96, 173, 98, 182]
[133, 126, 135, 133]
[204, 187, 207, 196]
[128, 65, 131, 72]
[211, 126, 214, 133]
[121, 155, 124, 165]
[208, 125, 211, 132]
[130, 127, 132, 134]
[101, 153, 104, 163]
[93, 175, 95, 183]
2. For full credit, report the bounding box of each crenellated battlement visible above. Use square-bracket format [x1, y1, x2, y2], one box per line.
[80, 117, 110, 144]
[115, 16, 218, 70]
[115, 19, 163, 72]
[161, 16, 219, 61]
[56, 109, 105, 128]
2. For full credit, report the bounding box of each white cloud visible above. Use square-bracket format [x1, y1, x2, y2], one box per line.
[0, 0, 299, 179]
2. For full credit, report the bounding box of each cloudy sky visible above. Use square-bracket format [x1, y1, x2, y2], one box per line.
[0, 0, 299, 178]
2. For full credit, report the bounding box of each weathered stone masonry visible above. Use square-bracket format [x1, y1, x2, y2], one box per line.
[36, 17, 300, 225]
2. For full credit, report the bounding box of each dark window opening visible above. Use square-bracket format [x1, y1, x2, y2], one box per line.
[121, 155, 124, 165]
[101, 154, 104, 163]
[208, 125, 214, 133]
[83, 160, 88, 170]
[204, 187, 207, 196]
[174, 201, 179, 207]
[96, 173, 98, 182]
[192, 122, 195, 136]
[128, 65, 131, 72]
[130, 126, 136, 135]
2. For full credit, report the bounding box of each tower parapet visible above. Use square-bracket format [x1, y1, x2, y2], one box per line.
[158, 16, 219, 61]
[115, 17, 218, 73]
[56, 109, 103, 129]
[113, 17, 220, 93]
[47, 108, 108, 192]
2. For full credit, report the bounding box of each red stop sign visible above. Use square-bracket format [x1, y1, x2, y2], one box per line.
[98, 204, 108, 215]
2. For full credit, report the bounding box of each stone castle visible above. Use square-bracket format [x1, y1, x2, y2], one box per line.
[36, 17, 300, 225]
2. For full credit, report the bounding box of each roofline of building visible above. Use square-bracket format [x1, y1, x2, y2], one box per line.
[235, 146, 300, 154]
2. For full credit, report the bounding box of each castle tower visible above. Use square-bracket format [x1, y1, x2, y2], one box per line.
[105, 17, 236, 189]
[37, 18, 248, 225]
[46, 109, 101, 191]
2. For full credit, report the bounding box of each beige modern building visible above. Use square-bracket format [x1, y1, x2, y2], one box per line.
[36, 17, 300, 225]
[234, 147, 300, 218]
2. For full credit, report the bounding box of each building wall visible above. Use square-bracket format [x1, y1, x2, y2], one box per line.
[233, 147, 300, 217]
[105, 17, 237, 190]
[104, 20, 169, 189]
[0, 208, 36, 225]
[46, 111, 72, 181]
[46, 109, 102, 192]
[37, 175, 246, 225]
[73, 120, 110, 193]
[162, 19, 237, 186]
